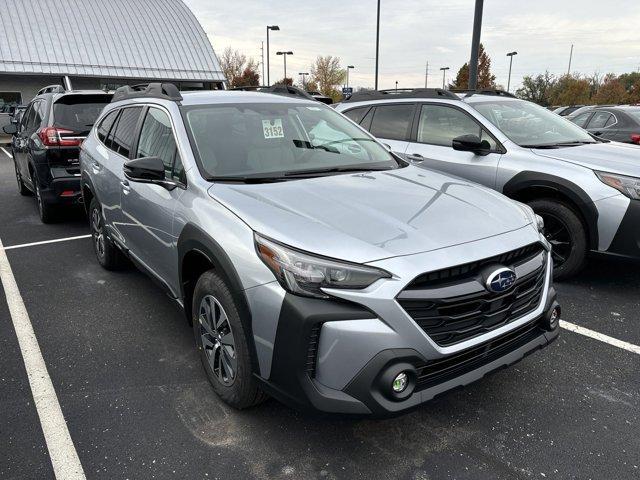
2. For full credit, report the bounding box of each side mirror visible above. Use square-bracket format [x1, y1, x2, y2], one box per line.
[452, 134, 491, 156]
[123, 157, 176, 190]
[3, 124, 18, 135]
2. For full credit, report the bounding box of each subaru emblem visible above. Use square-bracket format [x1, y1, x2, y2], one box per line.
[485, 267, 517, 293]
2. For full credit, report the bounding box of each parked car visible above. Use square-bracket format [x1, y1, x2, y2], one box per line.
[80, 83, 560, 416]
[567, 105, 640, 144]
[3, 85, 112, 222]
[553, 105, 585, 116]
[335, 89, 640, 279]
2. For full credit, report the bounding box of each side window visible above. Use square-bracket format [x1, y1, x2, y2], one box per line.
[588, 112, 614, 129]
[417, 104, 497, 150]
[32, 101, 45, 128]
[343, 107, 370, 125]
[20, 104, 35, 132]
[97, 110, 118, 144]
[110, 107, 143, 158]
[369, 104, 414, 141]
[136, 108, 184, 183]
[571, 112, 592, 128]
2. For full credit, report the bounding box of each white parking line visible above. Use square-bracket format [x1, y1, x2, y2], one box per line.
[1, 147, 12, 159]
[2, 234, 91, 251]
[561, 320, 640, 355]
[0, 237, 86, 479]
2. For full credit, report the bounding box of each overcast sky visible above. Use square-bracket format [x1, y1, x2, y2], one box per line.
[184, 0, 640, 90]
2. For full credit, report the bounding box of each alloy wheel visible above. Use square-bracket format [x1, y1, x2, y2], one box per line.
[198, 294, 237, 386]
[91, 207, 105, 259]
[541, 213, 572, 269]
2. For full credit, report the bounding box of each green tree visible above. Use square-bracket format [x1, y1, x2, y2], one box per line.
[593, 73, 626, 105]
[450, 44, 496, 89]
[549, 74, 591, 105]
[516, 71, 556, 106]
[310, 55, 345, 102]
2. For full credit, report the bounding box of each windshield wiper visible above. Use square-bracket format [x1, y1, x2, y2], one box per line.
[208, 175, 286, 184]
[293, 139, 340, 154]
[522, 140, 596, 149]
[283, 166, 390, 177]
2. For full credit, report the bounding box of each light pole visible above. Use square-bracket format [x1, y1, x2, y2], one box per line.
[346, 65, 354, 88]
[266, 25, 280, 86]
[299, 72, 309, 89]
[440, 67, 449, 89]
[506, 51, 517, 92]
[375, 0, 381, 90]
[276, 51, 293, 82]
[468, 0, 484, 90]
[395, 81, 398, 92]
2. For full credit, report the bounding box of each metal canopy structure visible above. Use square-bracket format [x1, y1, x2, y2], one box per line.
[0, 0, 225, 82]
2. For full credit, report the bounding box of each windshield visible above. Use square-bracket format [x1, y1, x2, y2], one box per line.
[182, 102, 400, 180]
[53, 95, 112, 134]
[472, 99, 596, 147]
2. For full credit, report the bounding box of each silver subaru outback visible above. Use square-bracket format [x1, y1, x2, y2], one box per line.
[80, 83, 560, 415]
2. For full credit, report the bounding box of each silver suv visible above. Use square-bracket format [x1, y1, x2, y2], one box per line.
[80, 83, 560, 415]
[335, 89, 640, 279]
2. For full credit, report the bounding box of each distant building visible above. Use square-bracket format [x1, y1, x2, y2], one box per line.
[0, 0, 225, 113]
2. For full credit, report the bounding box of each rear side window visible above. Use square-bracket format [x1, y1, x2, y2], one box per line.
[588, 111, 615, 129]
[343, 107, 370, 125]
[369, 104, 414, 141]
[109, 107, 143, 158]
[53, 95, 111, 134]
[97, 110, 119, 143]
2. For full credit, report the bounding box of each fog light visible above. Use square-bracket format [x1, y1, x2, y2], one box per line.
[392, 372, 408, 393]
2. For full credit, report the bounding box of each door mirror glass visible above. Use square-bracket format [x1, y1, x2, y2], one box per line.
[452, 134, 491, 155]
[124, 156, 166, 182]
[3, 123, 17, 135]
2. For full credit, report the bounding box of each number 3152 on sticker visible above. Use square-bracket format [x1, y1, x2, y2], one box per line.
[263, 119, 284, 139]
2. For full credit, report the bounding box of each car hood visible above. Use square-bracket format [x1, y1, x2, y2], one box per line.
[207, 166, 533, 263]
[531, 142, 640, 176]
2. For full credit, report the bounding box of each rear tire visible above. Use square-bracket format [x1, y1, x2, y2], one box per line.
[33, 171, 56, 224]
[192, 270, 267, 409]
[89, 198, 124, 270]
[528, 199, 587, 280]
[14, 161, 30, 196]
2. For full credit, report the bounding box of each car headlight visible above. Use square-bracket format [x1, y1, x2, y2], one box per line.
[513, 201, 544, 232]
[595, 171, 640, 200]
[255, 233, 391, 299]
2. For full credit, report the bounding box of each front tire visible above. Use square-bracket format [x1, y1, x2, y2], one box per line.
[89, 198, 124, 270]
[528, 199, 587, 280]
[192, 270, 267, 409]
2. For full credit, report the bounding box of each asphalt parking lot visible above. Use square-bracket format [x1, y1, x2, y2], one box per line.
[0, 149, 638, 480]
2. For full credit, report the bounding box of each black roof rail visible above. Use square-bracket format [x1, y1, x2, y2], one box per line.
[111, 83, 183, 103]
[451, 89, 517, 98]
[342, 88, 459, 103]
[229, 84, 322, 102]
[38, 85, 66, 95]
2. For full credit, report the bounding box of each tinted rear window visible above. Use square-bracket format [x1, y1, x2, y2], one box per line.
[110, 107, 143, 158]
[369, 104, 414, 141]
[52, 95, 112, 134]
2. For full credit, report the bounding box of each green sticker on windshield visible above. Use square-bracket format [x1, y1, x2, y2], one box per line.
[263, 119, 284, 139]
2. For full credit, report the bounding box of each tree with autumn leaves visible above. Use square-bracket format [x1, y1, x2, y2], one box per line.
[449, 44, 497, 90]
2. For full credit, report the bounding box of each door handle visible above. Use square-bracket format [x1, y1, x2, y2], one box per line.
[120, 180, 131, 194]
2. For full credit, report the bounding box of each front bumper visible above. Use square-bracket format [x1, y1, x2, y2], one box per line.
[256, 229, 560, 415]
[606, 199, 640, 259]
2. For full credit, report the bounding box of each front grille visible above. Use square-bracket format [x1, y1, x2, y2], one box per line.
[305, 324, 322, 377]
[398, 243, 547, 347]
[415, 320, 545, 391]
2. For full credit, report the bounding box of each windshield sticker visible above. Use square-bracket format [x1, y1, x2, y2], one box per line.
[262, 119, 284, 139]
